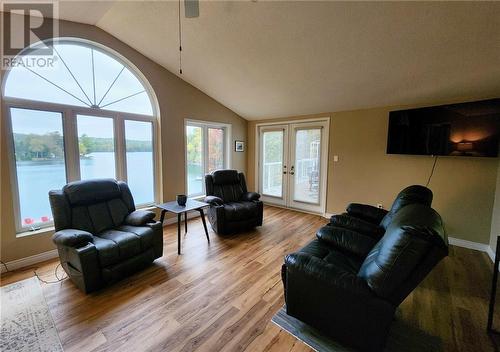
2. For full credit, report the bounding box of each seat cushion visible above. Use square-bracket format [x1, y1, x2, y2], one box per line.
[117, 225, 154, 251]
[94, 229, 143, 267]
[223, 201, 259, 221]
[298, 239, 363, 275]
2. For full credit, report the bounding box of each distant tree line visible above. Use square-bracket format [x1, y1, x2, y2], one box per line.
[14, 132, 152, 161]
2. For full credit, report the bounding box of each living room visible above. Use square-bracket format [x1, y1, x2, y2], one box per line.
[1, 1, 499, 352]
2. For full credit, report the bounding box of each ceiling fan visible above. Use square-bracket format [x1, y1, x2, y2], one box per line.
[177, 0, 199, 74]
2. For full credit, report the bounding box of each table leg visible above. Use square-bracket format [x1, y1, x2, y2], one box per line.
[177, 213, 181, 255]
[199, 209, 210, 242]
[185, 212, 188, 233]
[159, 209, 167, 224]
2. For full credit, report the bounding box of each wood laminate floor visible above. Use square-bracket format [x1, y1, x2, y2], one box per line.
[1, 206, 497, 352]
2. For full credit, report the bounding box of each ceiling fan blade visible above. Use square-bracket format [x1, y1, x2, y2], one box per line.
[184, 0, 199, 18]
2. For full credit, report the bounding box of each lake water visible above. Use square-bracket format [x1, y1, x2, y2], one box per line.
[16, 152, 154, 226]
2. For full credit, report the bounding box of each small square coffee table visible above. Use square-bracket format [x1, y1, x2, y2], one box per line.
[156, 199, 210, 254]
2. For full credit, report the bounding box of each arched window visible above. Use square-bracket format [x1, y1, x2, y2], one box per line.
[2, 38, 159, 233]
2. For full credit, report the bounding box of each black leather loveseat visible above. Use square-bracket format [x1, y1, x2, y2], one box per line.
[204, 170, 263, 235]
[282, 187, 448, 351]
[49, 179, 163, 293]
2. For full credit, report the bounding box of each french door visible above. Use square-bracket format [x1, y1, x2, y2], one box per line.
[258, 120, 329, 214]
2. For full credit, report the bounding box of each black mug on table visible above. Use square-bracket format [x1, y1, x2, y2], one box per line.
[176, 194, 187, 206]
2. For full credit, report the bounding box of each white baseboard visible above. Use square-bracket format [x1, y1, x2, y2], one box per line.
[1, 249, 58, 274]
[486, 246, 496, 263]
[447, 237, 489, 252]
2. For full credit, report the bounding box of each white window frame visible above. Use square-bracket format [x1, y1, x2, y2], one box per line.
[184, 119, 232, 198]
[2, 38, 161, 235]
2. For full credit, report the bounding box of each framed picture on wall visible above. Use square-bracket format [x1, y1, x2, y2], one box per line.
[235, 141, 245, 152]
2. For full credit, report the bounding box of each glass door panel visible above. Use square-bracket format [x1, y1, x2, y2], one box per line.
[186, 125, 204, 196]
[259, 126, 288, 206]
[77, 115, 116, 180]
[288, 121, 327, 213]
[293, 128, 321, 204]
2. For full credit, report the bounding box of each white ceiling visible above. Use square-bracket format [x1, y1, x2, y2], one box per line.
[52, 1, 500, 119]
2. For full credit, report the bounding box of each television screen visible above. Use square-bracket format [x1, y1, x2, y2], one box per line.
[387, 99, 500, 157]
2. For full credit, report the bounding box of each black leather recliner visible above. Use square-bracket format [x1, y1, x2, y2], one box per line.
[49, 179, 163, 293]
[204, 170, 263, 235]
[329, 185, 433, 240]
[282, 202, 448, 352]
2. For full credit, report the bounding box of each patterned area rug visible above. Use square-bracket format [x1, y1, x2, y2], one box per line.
[272, 306, 442, 352]
[1, 277, 63, 352]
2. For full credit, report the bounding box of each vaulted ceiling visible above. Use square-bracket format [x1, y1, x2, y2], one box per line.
[53, 1, 500, 119]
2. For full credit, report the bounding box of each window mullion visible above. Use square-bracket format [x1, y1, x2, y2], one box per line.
[115, 115, 127, 182]
[203, 126, 209, 195]
[64, 108, 80, 182]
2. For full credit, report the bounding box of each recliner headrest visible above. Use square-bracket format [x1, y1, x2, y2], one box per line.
[63, 179, 121, 206]
[392, 185, 433, 212]
[211, 169, 240, 185]
[380, 185, 433, 229]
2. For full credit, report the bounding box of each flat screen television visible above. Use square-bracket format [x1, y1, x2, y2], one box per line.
[387, 99, 500, 157]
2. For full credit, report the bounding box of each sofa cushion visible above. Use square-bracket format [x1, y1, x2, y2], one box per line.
[117, 225, 154, 251]
[223, 201, 259, 221]
[317, 225, 378, 258]
[93, 236, 120, 267]
[88, 202, 114, 233]
[108, 198, 131, 226]
[95, 229, 143, 267]
[212, 169, 240, 185]
[298, 239, 363, 275]
[63, 179, 121, 206]
[358, 203, 446, 298]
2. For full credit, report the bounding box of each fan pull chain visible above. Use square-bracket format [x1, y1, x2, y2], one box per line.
[178, 0, 183, 74]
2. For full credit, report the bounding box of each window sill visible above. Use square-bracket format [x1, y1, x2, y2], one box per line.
[16, 226, 54, 238]
[15, 205, 161, 238]
[190, 195, 206, 201]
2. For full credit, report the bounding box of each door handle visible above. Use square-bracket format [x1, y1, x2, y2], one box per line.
[290, 165, 295, 175]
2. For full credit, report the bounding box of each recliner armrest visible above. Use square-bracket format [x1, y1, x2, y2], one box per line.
[317, 225, 378, 258]
[125, 210, 156, 226]
[204, 195, 224, 206]
[241, 192, 261, 202]
[329, 214, 385, 239]
[53, 229, 93, 248]
[284, 252, 371, 296]
[346, 203, 388, 224]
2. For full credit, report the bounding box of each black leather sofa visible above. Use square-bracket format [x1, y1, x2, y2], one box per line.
[282, 191, 448, 351]
[204, 170, 263, 235]
[49, 179, 163, 293]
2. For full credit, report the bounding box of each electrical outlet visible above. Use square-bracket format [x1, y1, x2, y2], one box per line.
[377, 203, 383, 209]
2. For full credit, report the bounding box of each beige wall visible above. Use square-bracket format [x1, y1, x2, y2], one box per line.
[248, 103, 499, 245]
[0, 18, 247, 262]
